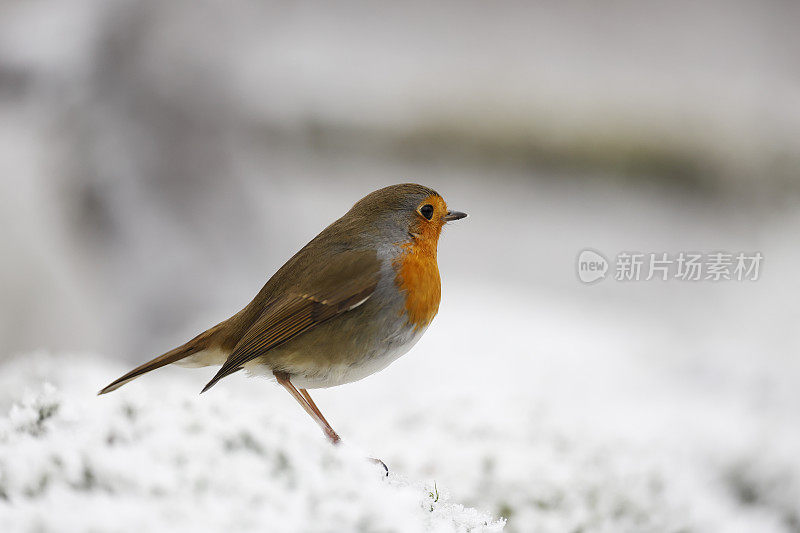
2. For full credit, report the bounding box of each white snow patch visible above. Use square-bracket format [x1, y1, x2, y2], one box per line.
[0, 353, 503, 533]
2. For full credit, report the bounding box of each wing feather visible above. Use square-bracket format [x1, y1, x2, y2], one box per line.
[200, 249, 380, 392]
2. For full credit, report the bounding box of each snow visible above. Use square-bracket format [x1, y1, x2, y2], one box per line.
[0, 354, 503, 533]
[2, 279, 799, 533]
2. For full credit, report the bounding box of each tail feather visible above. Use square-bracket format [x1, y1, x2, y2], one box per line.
[98, 329, 220, 395]
[200, 365, 243, 394]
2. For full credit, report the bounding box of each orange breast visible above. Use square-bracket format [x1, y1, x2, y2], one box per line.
[393, 240, 441, 330]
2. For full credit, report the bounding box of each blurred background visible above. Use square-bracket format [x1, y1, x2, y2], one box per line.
[1, 1, 799, 531]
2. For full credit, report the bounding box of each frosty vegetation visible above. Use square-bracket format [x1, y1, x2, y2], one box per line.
[0, 353, 503, 533]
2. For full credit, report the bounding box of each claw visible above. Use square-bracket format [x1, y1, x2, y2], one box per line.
[368, 457, 389, 476]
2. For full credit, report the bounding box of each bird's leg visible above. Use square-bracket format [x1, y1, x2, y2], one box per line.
[274, 371, 340, 445]
[274, 372, 386, 474]
[298, 389, 387, 474]
[298, 387, 391, 473]
[298, 387, 341, 444]
[299, 388, 336, 435]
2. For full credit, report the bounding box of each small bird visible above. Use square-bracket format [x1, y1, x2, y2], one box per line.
[99, 184, 466, 447]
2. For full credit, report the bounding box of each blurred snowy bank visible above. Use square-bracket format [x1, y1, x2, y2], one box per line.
[0, 353, 504, 533]
[2, 317, 799, 533]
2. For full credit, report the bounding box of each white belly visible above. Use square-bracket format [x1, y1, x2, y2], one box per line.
[244, 323, 428, 389]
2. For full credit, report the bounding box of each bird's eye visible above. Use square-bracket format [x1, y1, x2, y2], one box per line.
[419, 204, 434, 220]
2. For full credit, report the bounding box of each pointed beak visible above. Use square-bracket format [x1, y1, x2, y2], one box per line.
[443, 210, 467, 222]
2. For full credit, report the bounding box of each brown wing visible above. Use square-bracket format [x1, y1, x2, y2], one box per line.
[200, 249, 380, 392]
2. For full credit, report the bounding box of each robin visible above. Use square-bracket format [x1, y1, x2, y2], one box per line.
[99, 183, 466, 449]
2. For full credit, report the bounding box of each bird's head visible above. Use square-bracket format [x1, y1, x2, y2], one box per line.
[347, 183, 467, 246]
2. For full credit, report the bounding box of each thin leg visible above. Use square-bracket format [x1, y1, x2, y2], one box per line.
[299, 388, 334, 430]
[274, 371, 340, 444]
[298, 388, 387, 474]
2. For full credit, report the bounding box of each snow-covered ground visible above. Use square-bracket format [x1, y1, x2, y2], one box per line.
[2, 279, 799, 532]
[0, 353, 503, 533]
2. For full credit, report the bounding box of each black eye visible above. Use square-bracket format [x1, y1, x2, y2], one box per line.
[419, 204, 434, 220]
